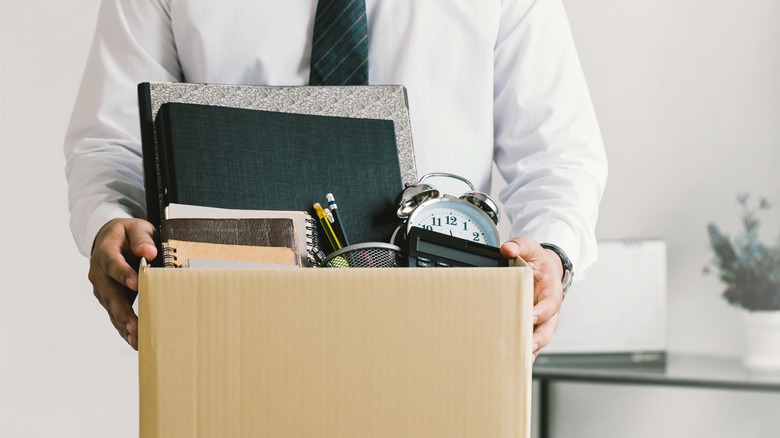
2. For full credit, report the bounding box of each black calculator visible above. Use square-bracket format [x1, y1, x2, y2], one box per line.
[405, 226, 509, 268]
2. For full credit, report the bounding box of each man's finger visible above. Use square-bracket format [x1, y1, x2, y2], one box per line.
[107, 288, 138, 350]
[533, 292, 561, 325]
[95, 244, 137, 291]
[533, 312, 560, 354]
[92, 274, 138, 347]
[500, 237, 539, 260]
[125, 316, 139, 348]
[126, 220, 158, 261]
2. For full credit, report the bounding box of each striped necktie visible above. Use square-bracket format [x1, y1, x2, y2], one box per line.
[309, 0, 369, 85]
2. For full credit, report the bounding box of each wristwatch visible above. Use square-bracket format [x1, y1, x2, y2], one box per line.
[540, 243, 574, 299]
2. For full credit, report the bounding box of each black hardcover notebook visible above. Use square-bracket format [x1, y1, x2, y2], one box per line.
[152, 102, 403, 245]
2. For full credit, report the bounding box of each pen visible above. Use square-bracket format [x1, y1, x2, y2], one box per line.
[326, 193, 351, 247]
[313, 203, 342, 252]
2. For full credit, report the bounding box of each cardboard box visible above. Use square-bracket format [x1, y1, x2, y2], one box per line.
[139, 261, 533, 437]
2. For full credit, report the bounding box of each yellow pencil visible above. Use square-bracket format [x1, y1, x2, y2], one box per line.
[313, 203, 342, 251]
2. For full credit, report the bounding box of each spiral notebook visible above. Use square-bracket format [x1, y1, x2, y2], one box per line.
[165, 203, 319, 267]
[163, 240, 298, 268]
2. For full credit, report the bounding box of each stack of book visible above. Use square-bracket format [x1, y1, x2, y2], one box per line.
[160, 203, 315, 268]
[139, 82, 417, 267]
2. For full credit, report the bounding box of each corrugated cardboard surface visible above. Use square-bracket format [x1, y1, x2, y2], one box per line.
[139, 263, 533, 437]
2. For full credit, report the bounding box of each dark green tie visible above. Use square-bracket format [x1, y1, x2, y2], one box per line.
[309, 0, 369, 85]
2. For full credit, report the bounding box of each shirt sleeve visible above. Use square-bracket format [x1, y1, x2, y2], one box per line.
[64, 0, 181, 256]
[492, 0, 608, 275]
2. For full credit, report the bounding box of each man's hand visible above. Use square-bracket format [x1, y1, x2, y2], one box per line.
[88, 218, 157, 350]
[500, 237, 565, 362]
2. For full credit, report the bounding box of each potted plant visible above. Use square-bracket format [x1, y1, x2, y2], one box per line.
[706, 193, 780, 371]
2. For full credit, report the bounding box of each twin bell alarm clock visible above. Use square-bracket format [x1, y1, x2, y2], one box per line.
[392, 172, 502, 248]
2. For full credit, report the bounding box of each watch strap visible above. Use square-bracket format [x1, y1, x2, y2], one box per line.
[539, 242, 574, 298]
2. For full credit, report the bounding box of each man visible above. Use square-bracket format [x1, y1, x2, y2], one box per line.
[65, 0, 608, 358]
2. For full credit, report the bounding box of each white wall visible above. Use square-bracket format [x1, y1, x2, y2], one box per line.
[1, 1, 779, 437]
[543, 0, 780, 436]
[567, 0, 780, 356]
[0, 1, 138, 437]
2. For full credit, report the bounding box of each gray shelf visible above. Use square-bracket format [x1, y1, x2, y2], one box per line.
[533, 353, 780, 392]
[532, 353, 780, 438]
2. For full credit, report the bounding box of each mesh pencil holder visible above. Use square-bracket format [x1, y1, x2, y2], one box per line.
[320, 242, 403, 268]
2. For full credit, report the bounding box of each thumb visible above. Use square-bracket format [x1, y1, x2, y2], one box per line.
[126, 220, 158, 261]
[500, 237, 539, 260]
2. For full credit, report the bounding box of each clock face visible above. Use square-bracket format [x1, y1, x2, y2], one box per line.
[407, 197, 500, 246]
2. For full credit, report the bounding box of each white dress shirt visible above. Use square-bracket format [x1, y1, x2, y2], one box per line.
[65, 0, 607, 272]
